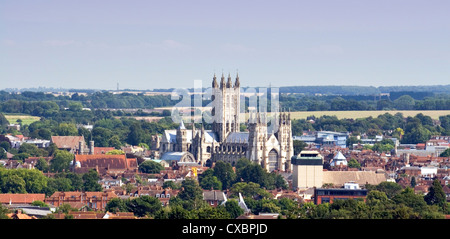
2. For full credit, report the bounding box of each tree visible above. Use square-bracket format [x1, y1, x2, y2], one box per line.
[346, 136, 362, 149]
[410, 176, 416, 188]
[127, 123, 144, 146]
[155, 204, 191, 219]
[199, 169, 222, 190]
[18, 143, 42, 157]
[0, 113, 9, 132]
[126, 195, 162, 218]
[224, 200, 244, 219]
[213, 161, 236, 190]
[347, 158, 361, 169]
[293, 140, 307, 155]
[50, 150, 74, 173]
[368, 181, 403, 199]
[440, 148, 450, 157]
[177, 178, 204, 209]
[68, 102, 83, 111]
[230, 182, 272, 199]
[0, 141, 11, 152]
[424, 179, 447, 212]
[56, 123, 78, 136]
[0, 168, 48, 194]
[106, 149, 125, 155]
[163, 181, 181, 189]
[65, 172, 83, 191]
[1, 174, 26, 193]
[366, 190, 390, 207]
[0, 204, 10, 219]
[392, 187, 428, 213]
[138, 160, 164, 174]
[236, 160, 267, 186]
[394, 95, 415, 110]
[31, 200, 49, 208]
[46, 177, 72, 195]
[56, 203, 78, 214]
[35, 158, 50, 172]
[82, 169, 102, 191]
[108, 135, 122, 149]
[105, 198, 128, 214]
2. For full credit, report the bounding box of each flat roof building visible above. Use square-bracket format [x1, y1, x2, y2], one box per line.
[291, 150, 324, 190]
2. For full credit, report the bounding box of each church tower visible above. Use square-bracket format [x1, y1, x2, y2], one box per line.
[212, 73, 241, 142]
[247, 111, 268, 166]
[176, 120, 188, 152]
[275, 111, 294, 172]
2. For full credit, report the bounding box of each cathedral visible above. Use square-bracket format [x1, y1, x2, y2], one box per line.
[152, 74, 294, 172]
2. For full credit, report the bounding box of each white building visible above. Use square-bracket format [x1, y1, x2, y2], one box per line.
[330, 151, 347, 167]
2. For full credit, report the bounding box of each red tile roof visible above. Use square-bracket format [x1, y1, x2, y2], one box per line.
[51, 136, 85, 149]
[0, 193, 46, 204]
[94, 147, 115, 155]
[74, 154, 138, 174]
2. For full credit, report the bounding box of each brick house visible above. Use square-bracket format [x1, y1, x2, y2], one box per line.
[129, 186, 179, 206]
[202, 190, 227, 207]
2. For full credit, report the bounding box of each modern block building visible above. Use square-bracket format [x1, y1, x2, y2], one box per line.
[314, 187, 368, 204]
[291, 150, 324, 190]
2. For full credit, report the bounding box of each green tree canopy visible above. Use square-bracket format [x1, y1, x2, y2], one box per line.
[50, 150, 74, 173]
[138, 160, 164, 174]
[424, 179, 447, 212]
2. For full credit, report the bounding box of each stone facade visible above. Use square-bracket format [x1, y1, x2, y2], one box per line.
[154, 74, 294, 172]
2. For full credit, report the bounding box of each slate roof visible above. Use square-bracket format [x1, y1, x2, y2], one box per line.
[333, 151, 346, 160]
[160, 152, 188, 161]
[225, 132, 249, 143]
[202, 190, 227, 202]
[203, 131, 219, 143]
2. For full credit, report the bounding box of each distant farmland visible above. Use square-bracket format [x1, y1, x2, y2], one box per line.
[4, 114, 41, 125]
[288, 110, 450, 120]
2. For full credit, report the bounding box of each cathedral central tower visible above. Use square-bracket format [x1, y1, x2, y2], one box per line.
[211, 73, 241, 142]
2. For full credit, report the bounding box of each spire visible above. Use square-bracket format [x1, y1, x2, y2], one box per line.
[179, 120, 185, 130]
[212, 74, 218, 88]
[226, 73, 232, 88]
[220, 73, 225, 89]
[234, 72, 240, 88]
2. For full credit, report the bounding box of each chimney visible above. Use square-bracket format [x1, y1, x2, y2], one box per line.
[79, 141, 85, 155]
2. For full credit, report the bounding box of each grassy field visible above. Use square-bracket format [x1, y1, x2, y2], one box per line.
[4, 114, 41, 125]
[288, 110, 450, 120]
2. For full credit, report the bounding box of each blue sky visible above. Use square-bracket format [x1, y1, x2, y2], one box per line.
[1, 0, 450, 90]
